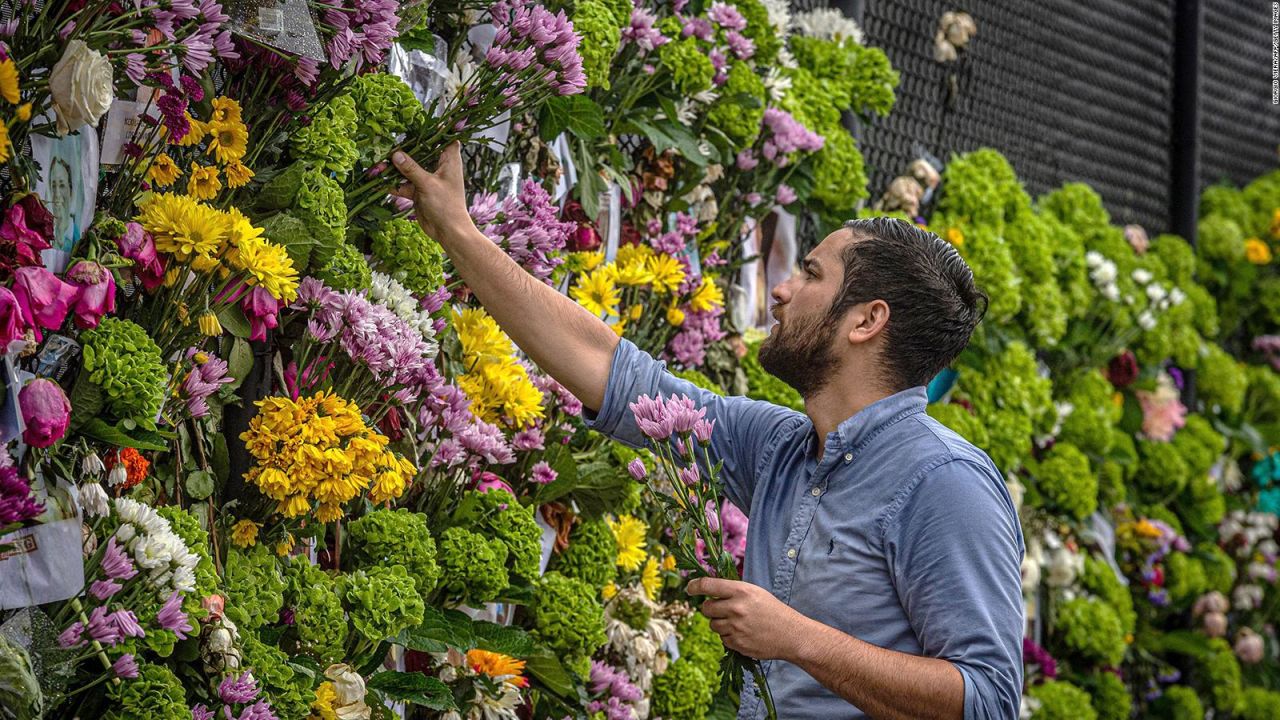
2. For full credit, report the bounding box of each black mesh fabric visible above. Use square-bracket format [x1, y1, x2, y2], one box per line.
[856, 0, 1177, 230]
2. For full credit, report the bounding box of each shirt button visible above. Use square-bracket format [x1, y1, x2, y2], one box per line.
[787, 548, 797, 559]
[811, 486, 822, 497]
[844, 452, 853, 462]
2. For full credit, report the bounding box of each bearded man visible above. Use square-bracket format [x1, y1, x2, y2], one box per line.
[392, 144, 1024, 720]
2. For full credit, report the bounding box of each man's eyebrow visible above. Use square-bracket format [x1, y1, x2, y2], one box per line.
[803, 257, 821, 272]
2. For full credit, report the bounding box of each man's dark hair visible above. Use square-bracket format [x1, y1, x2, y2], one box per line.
[826, 217, 988, 391]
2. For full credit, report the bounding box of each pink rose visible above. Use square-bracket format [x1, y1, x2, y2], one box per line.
[115, 222, 164, 291]
[11, 266, 78, 339]
[0, 287, 26, 348]
[241, 286, 280, 342]
[0, 203, 52, 275]
[64, 260, 116, 329]
[19, 378, 71, 448]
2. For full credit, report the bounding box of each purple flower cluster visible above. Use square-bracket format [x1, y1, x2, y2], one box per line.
[1022, 637, 1058, 680]
[0, 465, 43, 525]
[707, 2, 747, 31]
[720, 499, 748, 562]
[416, 382, 518, 470]
[316, 0, 401, 70]
[529, 362, 584, 417]
[628, 394, 713, 442]
[668, 306, 726, 368]
[470, 181, 573, 284]
[182, 349, 234, 418]
[757, 108, 825, 166]
[488, 0, 588, 96]
[587, 661, 643, 720]
[621, 7, 669, 52]
[128, 0, 235, 75]
[1254, 335, 1280, 371]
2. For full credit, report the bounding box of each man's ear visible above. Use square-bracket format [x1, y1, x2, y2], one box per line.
[846, 299, 890, 345]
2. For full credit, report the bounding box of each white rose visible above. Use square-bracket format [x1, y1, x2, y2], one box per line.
[49, 40, 114, 135]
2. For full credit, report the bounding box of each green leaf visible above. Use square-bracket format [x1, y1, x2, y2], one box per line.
[185, 470, 214, 500]
[80, 418, 172, 451]
[210, 432, 230, 486]
[472, 622, 535, 658]
[67, 374, 104, 434]
[225, 338, 254, 392]
[535, 460, 631, 519]
[216, 304, 254, 340]
[366, 672, 457, 710]
[396, 607, 475, 653]
[538, 95, 606, 142]
[525, 649, 575, 697]
[260, 211, 314, 270]
[1155, 630, 1213, 659]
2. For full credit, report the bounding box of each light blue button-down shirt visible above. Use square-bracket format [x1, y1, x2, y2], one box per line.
[586, 339, 1025, 720]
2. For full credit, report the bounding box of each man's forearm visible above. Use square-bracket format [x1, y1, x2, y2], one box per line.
[785, 616, 964, 720]
[435, 224, 619, 412]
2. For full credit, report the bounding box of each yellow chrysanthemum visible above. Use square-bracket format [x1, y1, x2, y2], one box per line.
[647, 253, 686, 294]
[1245, 238, 1272, 265]
[609, 515, 648, 572]
[136, 192, 232, 270]
[570, 250, 605, 272]
[15, 103, 30, 122]
[230, 519, 260, 548]
[206, 120, 249, 164]
[616, 243, 654, 267]
[187, 164, 222, 201]
[454, 307, 516, 363]
[467, 649, 527, 681]
[310, 682, 339, 720]
[211, 96, 243, 125]
[0, 123, 9, 165]
[225, 161, 254, 188]
[0, 59, 19, 104]
[147, 153, 182, 187]
[457, 356, 546, 429]
[608, 319, 627, 337]
[228, 231, 300, 302]
[572, 268, 621, 317]
[666, 305, 685, 327]
[688, 276, 724, 313]
[642, 556, 662, 600]
[602, 582, 618, 600]
[614, 261, 655, 287]
[276, 533, 295, 557]
[662, 554, 677, 571]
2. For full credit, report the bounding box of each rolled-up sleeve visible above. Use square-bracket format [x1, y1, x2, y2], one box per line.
[884, 458, 1025, 720]
[583, 338, 803, 512]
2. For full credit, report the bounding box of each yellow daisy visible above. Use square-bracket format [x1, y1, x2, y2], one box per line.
[15, 103, 30, 122]
[206, 120, 249, 164]
[147, 153, 182, 187]
[0, 59, 19, 104]
[602, 582, 618, 601]
[211, 96, 243, 125]
[688, 276, 724, 313]
[614, 261, 655, 287]
[1245, 238, 1272, 265]
[0, 123, 10, 165]
[642, 556, 662, 600]
[187, 164, 222, 200]
[572, 268, 621, 317]
[646, 253, 686, 294]
[609, 515, 648, 572]
[666, 305, 686, 327]
[230, 519, 260, 548]
[945, 227, 964, 247]
[225, 160, 255, 188]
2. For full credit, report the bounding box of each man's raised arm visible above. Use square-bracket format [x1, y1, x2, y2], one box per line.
[391, 144, 618, 412]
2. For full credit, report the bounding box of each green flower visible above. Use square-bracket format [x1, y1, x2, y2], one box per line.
[659, 38, 714, 95]
[677, 612, 724, 682]
[1088, 671, 1130, 720]
[1150, 685, 1202, 720]
[937, 149, 1032, 232]
[285, 558, 347, 664]
[224, 545, 285, 631]
[1039, 182, 1112, 233]
[707, 63, 766, 148]
[1196, 343, 1248, 416]
[651, 657, 715, 720]
[103, 659, 187, 720]
[1197, 543, 1236, 595]
[1148, 233, 1197, 286]
[256, 162, 347, 269]
[314, 242, 372, 292]
[1057, 370, 1122, 457]
[726, 0, 779, 64]
[1135, 440, 1190, 498]
[573, 0, 622, 89]
[347, 73, 424, 166]
[1241, 687, 1280, 720]
[1203, 638, 1244, 714]
[530, 571, 606, 663]
[1200, 184, 1252, 229]
[371, 218, 446, 295]
[1197, 214, 1246, 263]
[1028, 680, 1096, 720]
[456, 489, 542, 582]
[240, 632, 312, 719]
[955, 341, 1054, 473]
[291, 93, 359, 180]
[1081, 556, 1135, 636]
[1031, 442, 1097, 521]
[1164, 551, 1206, 605]
[1054, 597, 1125, 666]
[790, 36, 897, 120]
[81, 317, 168, 429]
[1177, 473, 1225, 530]
[338, 565, 425, 644]
[1007, 209, 1068, 345]
[1245, 363, 1280, 426]
[927, 403, 990, 448]
[552, 519, 618, 589]
[347, 508, 440, 597]
[809, 130, 868, 217]
[437, 526, 510, 605]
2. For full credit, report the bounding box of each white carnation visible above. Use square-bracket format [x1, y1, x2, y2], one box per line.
[791, 9, 864, 44]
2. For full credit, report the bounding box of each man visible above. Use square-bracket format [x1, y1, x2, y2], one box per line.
[392, 144, 1024, 720]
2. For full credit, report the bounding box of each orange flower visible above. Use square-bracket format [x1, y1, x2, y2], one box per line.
[467, 649, 527, 686]
[106, 448, 150, 490]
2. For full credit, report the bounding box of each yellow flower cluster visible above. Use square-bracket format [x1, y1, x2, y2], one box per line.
[452, 307, 546, 428]
[1244, 237, 1272, 265]
[0, 57, 31, 164]
[136, 193, 299, 302]
[157, 96, 254, 197]
[609, 514, 648, 572]
[241, 391, 416, 523]
[568, 246, 722, 335]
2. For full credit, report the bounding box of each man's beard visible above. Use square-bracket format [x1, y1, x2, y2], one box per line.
[758, 308, 840, 399]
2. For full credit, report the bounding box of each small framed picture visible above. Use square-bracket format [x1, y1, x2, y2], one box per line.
[30, 126, 99, 274]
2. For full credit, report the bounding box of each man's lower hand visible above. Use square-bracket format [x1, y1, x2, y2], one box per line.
[687, 577, 809, 661]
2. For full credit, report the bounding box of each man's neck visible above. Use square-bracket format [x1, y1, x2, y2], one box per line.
[804, 379, 896, 457]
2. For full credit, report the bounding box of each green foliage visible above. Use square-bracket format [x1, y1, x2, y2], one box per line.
[285, 558, 346, 664]
[937, 149, 1032, 231]
[437, 526, 510, 605]
[1057, 370, 1122, 457]
[809, 128, 868, 215]
[1089, 671, 1130, 720]
[103, 660, 187, 720]
[291, 93, 358, 179]
[338, 565, 426, 644]
[1151, 686, 1204, 720]
[551, 519, 618, 589]
[1007, 209, 1068, 345]
[1055, 597, 1126, 666]
[954, 341, 1054, 474]
[346, 73, 424, 166]
[371, 218, 447, 295]
[1197, 214, 1246, 263]
[1135, 440, 1190, 498]
[1029, 680, 1096, 720]
[240, 632, 312, 719]
[1081, 556, 1135, 636]
[927, 403, 990, 448]
[1176, 473, 1226, 531]
[574, 1, 622, 89]
[224, 545, 285, 631]
[659, 38, 714, 95]
[456, 489, 542, 581]
[0, 634, 40, 720]
[314, 241, 373, 292]
[1197, 543, 1236, 595]
[1032, 442, 1097, 520]
[1196, 343, 1248, 416]
[1164, 551, 1206, 605]
[1203, 638, 1244, 714]
[706, 62, 766, 148]
[651, 657, 715, 720]
[81, 317, 168, 428]
[530, 572, 607, 663]
[677, 612, 724, 682]
[1241, 687, 1280, 720]
[347, 508, 440, 597]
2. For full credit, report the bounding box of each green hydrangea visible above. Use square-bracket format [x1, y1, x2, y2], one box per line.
[1241, 169, 1280, 234]
[257, 162, 346, 257]
[1007, 209, 1068, 346]
[1177, 473, 1225, 530]
[1197, 214, 1246, 263]
[155, 506, 217, 604]
[942, 221, 1021, 323]
[224, 545, 285, 631]
[677, 612, 724, 681]
[1135, 440, 1190, 498]
[1148, 234, 1197, 286]
[956, 341, 1054, 473]
[347, 508, 440, 596]
[1081, 556, 1135, 636]
[1197, 543, 1236, 595]
[651, 657, 715, 720]
[371, 218, 447, 295]
[742, 339, 804, 411]
[1164, 551, 1206, 604]
[1057, 370, 1121, 457]
[659, 38, 714, 95]
[1029, 680, 1096, 720]
[285, 558, 346, 664]
[552, 519, 618, 589]
[338, 565, 425, 644]
[727, 0, 779, 63]
[791, 36, 897, 121]
[292, 93, 358, 179]
[1097, 460, 1126, 510]
[573, 0, 621, 89]
[1196, 343, 1248, 416]
[1039, 183, 1112, 233]
[437, 526, 510, 605]
[456, 489, 542, 581]
[706, 62, 766, 148]
[240, 632, 312, 719]
[1241, 687, 1280, 720]
[1151, 686, 1203, 720]
[530, 571, 606, 663]
[1032, 442, 1097, 521]
[346, 73, 424, 166]
[937, 149, 1032, 232]
[599, 0, 630, 25]
[103, 659, 187, 720]
[780, 67, 842, 135]
[314, 242, 372, 292]
[1245, 363, 1280, 426]
[1204, 638, 1244, 714]
[81, 317, 167, 429]
[1055, 597, 1125, 666]
[810, 130, 869, 217]
[927, 403, 990, 448]
[1088, 671, 1130, 720]
[1201, 184, 1252, 229]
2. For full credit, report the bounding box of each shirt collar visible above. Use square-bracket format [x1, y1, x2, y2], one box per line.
[805, 387, 928, 459]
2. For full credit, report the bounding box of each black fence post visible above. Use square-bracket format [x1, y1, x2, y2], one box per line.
[1170, 0, 1202, 407]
